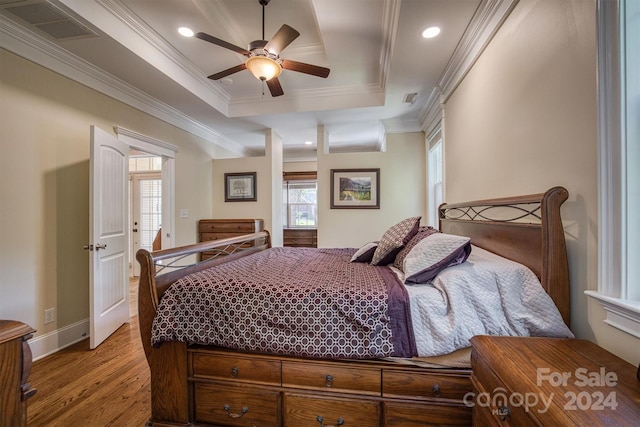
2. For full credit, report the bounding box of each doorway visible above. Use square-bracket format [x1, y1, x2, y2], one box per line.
[129, 159, 162, 274]
[128, 154, 162, 317]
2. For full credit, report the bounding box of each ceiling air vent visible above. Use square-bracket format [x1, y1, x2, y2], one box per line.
[3, 1, 97, 40]
[402, 92, 418, 104]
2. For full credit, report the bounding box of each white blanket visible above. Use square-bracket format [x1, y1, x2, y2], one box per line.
[396, 246, 574, 357]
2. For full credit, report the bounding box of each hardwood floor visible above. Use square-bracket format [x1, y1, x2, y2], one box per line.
[27, 282, 150, 426]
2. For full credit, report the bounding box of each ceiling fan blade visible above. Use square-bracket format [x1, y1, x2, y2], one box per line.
[207, 63, 247, 80]
[281, 59, 330, 78]
[266, 77, 284, 97]
[264, 24, 300, 55]
[195, 32, 251, 57]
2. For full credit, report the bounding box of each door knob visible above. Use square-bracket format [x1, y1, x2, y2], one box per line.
[95, 243, 107, 250]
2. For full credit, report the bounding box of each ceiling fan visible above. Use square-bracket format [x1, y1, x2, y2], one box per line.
[193, 0, 330, 97]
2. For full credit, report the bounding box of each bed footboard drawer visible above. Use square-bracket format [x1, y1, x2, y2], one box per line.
[194, 382, 280, 426]
[282, 361, 380, 395]
[191, 352, 281, 385]
[383, 370, 471, 401]
[284, 392, 380, 427]
[383, 401, 472, 426]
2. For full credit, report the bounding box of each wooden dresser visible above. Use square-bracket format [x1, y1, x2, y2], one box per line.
[283, 228, 317, 248]
[198, 219, 264, 261]
[0, 320, 37, 427]
[470, 336, 640, 426]
[189, 346, 472, 426]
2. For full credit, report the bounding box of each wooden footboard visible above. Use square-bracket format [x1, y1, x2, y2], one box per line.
[137, 232, 271, 425]
[136, 187, 570, 426]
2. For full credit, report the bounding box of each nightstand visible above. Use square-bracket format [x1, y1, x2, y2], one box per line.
[0, 320, 37, 427]
[470, 336, 640, 426]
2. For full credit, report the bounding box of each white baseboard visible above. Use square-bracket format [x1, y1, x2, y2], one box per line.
[29, 318, 90, 361]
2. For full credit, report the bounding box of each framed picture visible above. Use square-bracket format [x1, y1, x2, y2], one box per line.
[330, 168, 380, 209]
[225, 172, 257, 202]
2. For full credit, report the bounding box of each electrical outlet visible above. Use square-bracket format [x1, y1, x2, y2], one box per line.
[44, 307, 55, 324]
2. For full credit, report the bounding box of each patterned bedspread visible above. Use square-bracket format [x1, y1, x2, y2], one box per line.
[152, 247, 417, 359]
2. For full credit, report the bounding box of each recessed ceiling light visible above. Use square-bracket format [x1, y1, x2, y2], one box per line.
[304, 141, 313, 145]
[422, 26, 441, 39]
[178, 27, 194, 37]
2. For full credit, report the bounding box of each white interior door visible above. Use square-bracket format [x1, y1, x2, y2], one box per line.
[89, 125, 129, 349]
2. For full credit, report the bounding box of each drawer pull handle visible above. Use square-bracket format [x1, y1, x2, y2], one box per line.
[316, 415, 344, 427]
[223, 404, 248, 419]
[432, 383, 441, 397]
[325, 374, 333, 387]
[496, 405, 510, 421]
[230, 366, 239, 377]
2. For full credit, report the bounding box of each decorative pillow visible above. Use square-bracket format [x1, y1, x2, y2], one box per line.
[393, 226, 440, 270]
[350, 241, 378, 263]
[402, 233, 472, 284]
[370, 216, 421, 266]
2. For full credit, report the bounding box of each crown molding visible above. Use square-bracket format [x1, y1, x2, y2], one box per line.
[114, 126, 179, 157]
[438, 0, 519, 101]
[0, 15, 246, 156]
[77, 0, 232, 112]
[378, 0, 402, 91]
[419, 0, 519, 130]
[420, 87, 444, 134]
[229, 84, 386, 117]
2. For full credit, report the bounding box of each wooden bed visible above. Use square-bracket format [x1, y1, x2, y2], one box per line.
[136, 187, 570, 427]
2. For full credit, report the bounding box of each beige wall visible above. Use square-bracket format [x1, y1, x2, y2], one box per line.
[443, 0, 639, 365]
[212, 131, 426, 250]
[211, 130, 284, 246]
[0, 49, 216, 343]
[283, 161, 318, 173]
[317, 131, 426, 248]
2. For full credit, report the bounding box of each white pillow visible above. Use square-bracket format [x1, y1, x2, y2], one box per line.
[403, 233, 471, 284]
[350, 241, 378, 263]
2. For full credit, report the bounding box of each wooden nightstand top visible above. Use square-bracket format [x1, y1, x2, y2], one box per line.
[470, 336, 640, 426]
[0, 320, 34, 344]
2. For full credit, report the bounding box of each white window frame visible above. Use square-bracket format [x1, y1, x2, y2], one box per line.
[282, 179, 318, 229]
[586, 0, 640, 338]
[427, 124, 444, 228]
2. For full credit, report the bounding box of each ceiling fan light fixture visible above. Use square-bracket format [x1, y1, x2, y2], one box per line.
[246, 55, 282, 81]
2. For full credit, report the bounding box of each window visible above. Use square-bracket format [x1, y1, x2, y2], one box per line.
[427, 124, 443, 228]
[586, 0, 640, 337]
[283, 172, 317, 228]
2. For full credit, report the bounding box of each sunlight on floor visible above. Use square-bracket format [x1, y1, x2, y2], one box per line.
[129, 277, 138, 317]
